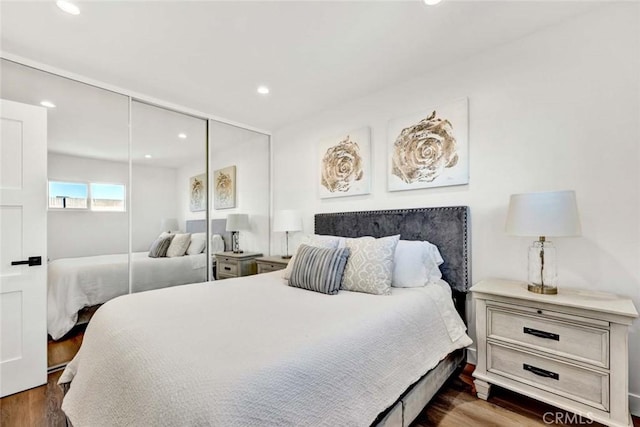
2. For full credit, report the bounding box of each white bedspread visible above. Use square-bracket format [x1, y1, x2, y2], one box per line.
[60, 272, 472, 427]
[48, 252, 206, 340]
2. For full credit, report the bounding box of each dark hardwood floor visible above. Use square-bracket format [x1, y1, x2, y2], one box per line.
[47, 325, 85, 370]
[1, 358, 638, 427]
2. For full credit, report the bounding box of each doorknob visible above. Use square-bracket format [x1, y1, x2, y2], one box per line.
[11, 256, 42, 266]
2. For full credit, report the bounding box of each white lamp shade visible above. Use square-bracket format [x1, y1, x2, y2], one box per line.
[506, 190, 581, 237]
[161, 218, 179, 232]
[273, 209, 302, 232]
[226, 213, 249, 231]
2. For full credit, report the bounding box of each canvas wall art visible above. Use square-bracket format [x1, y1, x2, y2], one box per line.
[318, 127, 371, 199]
[189, 173, 207, 212]
[387, 98, 469, 192]
[213, 165, 236, 209]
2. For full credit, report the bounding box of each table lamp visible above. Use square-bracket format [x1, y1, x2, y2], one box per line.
[505, 190, 581, 294]
[161, 218, 179, 233]
[226, 213, 249, 254]
[273, 210, 303, 259]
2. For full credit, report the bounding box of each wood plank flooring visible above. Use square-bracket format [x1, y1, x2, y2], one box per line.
[47, 325, 85, 369]
[1, 360, 638, 426]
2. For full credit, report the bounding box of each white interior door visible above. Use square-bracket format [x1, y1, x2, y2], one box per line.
[0, 99, 47, 397]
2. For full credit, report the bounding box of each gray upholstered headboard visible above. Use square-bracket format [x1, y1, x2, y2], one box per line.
[185, 219, 232, 251]
[314, 206, 470, 293]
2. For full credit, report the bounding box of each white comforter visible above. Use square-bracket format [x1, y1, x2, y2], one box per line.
[60, 272, 472, 427]
[48, 252, 206, 340]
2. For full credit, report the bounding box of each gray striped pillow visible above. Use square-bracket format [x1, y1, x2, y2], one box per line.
[288, 244, 350, 295]
[148, 236, 174, 258]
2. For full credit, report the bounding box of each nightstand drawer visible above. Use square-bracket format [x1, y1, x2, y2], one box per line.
[218, 261, 238, 276]
[488, 306, 609, 368]
[487, 343, 609, 411]
[258, 264, 283, 273]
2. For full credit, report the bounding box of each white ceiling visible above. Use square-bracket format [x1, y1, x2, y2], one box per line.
[1, 1, 605, 131]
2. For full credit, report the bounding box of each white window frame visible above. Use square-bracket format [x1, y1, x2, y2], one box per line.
[47, 179, 127, 212]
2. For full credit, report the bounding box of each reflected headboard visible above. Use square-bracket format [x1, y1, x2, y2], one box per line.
[314, 206, 470, 293]
[185, 219, 232, 251]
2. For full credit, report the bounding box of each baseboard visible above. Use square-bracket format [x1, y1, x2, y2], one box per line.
[466, 347, 477, 365]
[630, 392, 640, 417]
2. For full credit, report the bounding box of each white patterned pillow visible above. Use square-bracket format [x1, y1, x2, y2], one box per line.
[186, 233, 207, 255]
[342, 235, 400, 295]
[166, 233, 192, 257]
[283, 234, 345, 280]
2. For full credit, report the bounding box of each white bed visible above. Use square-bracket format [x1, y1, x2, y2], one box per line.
[60, 271, 471, 427]
[48, 251, 207, 340]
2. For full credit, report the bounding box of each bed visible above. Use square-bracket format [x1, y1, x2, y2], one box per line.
[47, 219, 230, 340]
[59, 206, 472, 427]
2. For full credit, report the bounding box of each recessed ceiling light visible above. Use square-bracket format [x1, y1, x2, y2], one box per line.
[257, 86, 270, 95]
[423, 0, 442, 5]
[144, 154, 152, 159]
[56, 0, 80, 15]
[40, 100, 56, 108]
[178, 133, 187, 139]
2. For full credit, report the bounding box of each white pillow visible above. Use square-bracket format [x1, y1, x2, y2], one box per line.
[166, 233, 191, 257]
[341, 235, 400, 295]
[210, 234, 225, 254]
[186, 233, 207, 255]
[282, 234, 345, 280]
[392, 240, 444, 288]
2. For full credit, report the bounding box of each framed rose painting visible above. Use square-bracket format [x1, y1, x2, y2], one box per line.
[190, 173, 207, 212]
[387, 98, 469, 192]
[213, 165, 236, 209]
[318, 127, 371, 199]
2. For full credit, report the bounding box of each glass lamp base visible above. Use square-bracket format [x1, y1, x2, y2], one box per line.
[527, 283, 558, 294]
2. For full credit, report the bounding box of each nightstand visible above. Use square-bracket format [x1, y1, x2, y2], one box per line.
[255, 256, 290, 274]
[471, 279, 638, 427]
[215, 252, 263, 280]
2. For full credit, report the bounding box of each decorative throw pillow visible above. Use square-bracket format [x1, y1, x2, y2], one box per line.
[392, 240, 444, 288]
[186, 233, 207, 255]
[288, 244, 350, 295]
[341, 235, 400, 295]
[148, 235, 174, 258]
[283, 235, 345, 280]
[166, 233, 192, 257]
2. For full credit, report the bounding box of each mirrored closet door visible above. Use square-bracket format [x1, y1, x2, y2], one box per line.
[209, 121, 270, 260]
[130, 101, 208, 293]
[0, 59, 130, 348]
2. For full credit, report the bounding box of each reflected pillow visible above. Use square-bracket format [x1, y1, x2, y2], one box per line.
[288, 244, 350, 295]
[149, 235, 174, 258]
[186, 233, 207, 255]
[167, 233, 191, 257]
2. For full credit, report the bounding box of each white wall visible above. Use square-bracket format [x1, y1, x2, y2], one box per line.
[131, 163, 179, 252]
[271, 3, 640, 412]
[48, 153, 178, 258]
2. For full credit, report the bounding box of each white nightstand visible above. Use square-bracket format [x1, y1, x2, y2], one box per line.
[255, 256, 290, 274]
[471, 279, 638, 427]
[215, 251, 263, 280]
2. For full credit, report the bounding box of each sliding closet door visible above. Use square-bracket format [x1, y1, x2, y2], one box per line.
[209, 121, 270, 257]
[130, 101, 208, 293]
[0, 59, 130, 343]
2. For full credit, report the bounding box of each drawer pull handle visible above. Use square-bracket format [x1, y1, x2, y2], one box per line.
[224, 267, 231, 271]
[523, 364, 559, 380]
[523, 327, 559, 341]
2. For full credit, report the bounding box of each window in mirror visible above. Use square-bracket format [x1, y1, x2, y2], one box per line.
[90, 183, 126, 212]
[48, 180, 88, 209]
